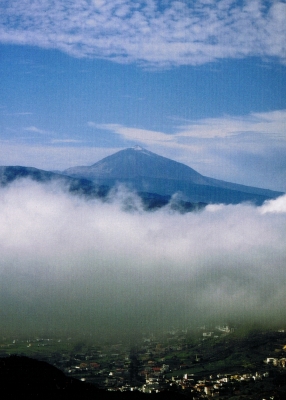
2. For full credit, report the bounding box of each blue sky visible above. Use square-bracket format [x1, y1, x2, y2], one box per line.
[0, 0, 285, 191]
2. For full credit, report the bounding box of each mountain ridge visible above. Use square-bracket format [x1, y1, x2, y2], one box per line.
[0, 165, 205, 213]
[62, 147, 283, 205]
[0, 147, 283, 206]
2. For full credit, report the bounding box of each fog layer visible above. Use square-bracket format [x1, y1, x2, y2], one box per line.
[0, 180, 285, 338]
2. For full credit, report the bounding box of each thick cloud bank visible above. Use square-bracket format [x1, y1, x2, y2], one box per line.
[0, 180, 285, 339]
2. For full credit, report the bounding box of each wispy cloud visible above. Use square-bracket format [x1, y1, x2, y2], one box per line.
[5, 112, 33, 116]
[92, 122, 174, 144]
[91, 109, 286, 143]
[51, 139, 83, 144]
[0, 142, 119, 170]
[0, 1, 285, 67]
[24, 126, 49, 135]
[177, 109, 286, 139]
[23, 128, 84, 145]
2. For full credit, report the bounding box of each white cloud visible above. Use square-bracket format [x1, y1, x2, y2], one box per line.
[24, 126, 49, 135]
[92, 109, 286, 143]
[94, 123, 174, 143]
[51, 139, 83, 144]
[260, 194, 286, 214]
[0, 180, 285, 336]
[0, 0, 285, 66]
[176, 109, 286, 139]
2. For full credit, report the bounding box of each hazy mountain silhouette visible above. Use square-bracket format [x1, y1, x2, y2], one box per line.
[0, 166, 110, 198]
[1, 147, 283, 206]
[0, 165, 204, 213]
[63, 146, 283, 205]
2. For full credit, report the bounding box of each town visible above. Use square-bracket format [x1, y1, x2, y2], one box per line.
[1, 325, 286, 398]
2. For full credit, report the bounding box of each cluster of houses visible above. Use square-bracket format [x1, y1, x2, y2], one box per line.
[265, 356, 286, 368]
[62, 336, 286, 397]
[2, 327, 286, 398]
[105, 364, 282, 396]
[67, 359, 282, 397]
[155, 371, 274, 397]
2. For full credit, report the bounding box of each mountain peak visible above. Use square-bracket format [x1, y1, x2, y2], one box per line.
[64, 146, 205, 182]
[132, 145, 144, 151]
[127, 145, 152, 156]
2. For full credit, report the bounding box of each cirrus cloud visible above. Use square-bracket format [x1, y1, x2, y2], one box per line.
[0, 0, 285, 67]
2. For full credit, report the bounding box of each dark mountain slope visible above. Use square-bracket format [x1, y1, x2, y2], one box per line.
[0, 166, 204, 213]
[0, 355, 186, 400]
[0, 165, 110, 198]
